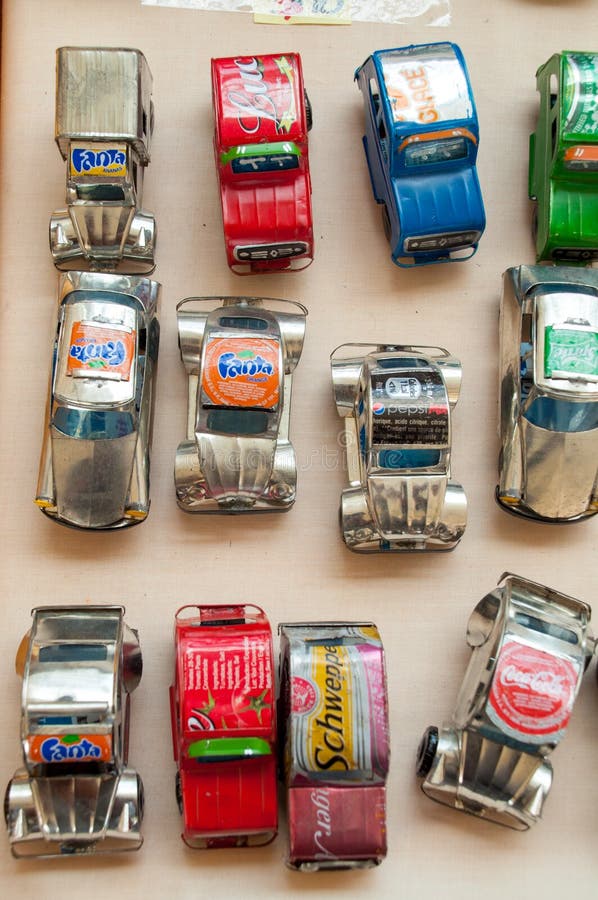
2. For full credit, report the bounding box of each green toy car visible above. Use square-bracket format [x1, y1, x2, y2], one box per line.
[529, 51, 598, 264]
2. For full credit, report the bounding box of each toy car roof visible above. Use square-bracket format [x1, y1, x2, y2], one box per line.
[369, 42, 476, 134]
[22, 607, 124, 730]
[212, 53, 307, 148]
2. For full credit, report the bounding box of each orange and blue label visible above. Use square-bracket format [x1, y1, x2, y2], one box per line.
[202, 337, 280, 409]
[67, 322, 135, 381]
[70, 143, 128, 178]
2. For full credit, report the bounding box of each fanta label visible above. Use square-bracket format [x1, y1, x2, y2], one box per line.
[26, 733, 112, 764]
[67, 322, 136, 381]
[70, 143, 128, 178]
[487, 639, 580, 740]
[286, 626, 389, 783]
[202, 337, 280, 408]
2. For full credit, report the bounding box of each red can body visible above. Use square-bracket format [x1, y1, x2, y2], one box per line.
[211, 53, 314, 274]
[170, 605, 277, 848]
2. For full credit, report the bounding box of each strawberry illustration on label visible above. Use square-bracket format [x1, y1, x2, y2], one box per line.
[487, 640, 580, 738]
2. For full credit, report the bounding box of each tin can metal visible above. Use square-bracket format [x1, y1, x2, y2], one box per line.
[416, 573, 594, 829]
[279, 622, 389, 869]
[50, 47, 156, 273]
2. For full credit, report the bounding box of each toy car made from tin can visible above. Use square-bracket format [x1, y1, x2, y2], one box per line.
[416, 573, 593, 830]
[175, 296, 307, 512]
[5, 606, 144, 857]
[35, 271, 160, 529]
[170, 605, 277, 849]
[529, 51, 598, 264]
[355, 42, 485, 267]
[331, 343, 467, 551]
[211, 53, 313, 274]
[498, 265, 598, 522]
[278, 622, 389, 870]
[50, 47, 156, 274]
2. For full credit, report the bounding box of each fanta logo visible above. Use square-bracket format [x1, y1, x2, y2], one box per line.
[70, 339, 127, 368]
[39, 737, 103, 763]
[218, 351, 274, 380]
[71, 147, 126, 174]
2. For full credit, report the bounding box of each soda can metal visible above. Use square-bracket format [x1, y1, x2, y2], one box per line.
[416, 573, 594, 829]
[5, 606, 144, 857]
[50, 47, 156, 273]
[279, 622, 389, 869]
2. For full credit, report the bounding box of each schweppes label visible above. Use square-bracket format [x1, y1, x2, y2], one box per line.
[287, 626, 388, 780]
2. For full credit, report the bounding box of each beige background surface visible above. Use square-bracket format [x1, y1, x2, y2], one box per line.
[2, 0, 598, 896]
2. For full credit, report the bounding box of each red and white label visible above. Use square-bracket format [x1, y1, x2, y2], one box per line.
[487, 640, 580, 737]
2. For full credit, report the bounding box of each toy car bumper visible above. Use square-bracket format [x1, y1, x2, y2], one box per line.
[5, 768, 144, 857]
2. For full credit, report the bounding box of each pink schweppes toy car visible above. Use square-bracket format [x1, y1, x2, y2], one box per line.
[278, 622, 389, 869]
[211, 53, 314, 274]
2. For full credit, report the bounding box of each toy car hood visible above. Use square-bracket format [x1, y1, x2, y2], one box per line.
[391, 167, 484, 249]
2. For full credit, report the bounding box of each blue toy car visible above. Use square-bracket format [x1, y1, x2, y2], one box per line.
[355, 43, 486, 267]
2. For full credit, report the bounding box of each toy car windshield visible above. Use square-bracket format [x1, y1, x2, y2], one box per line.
[417, 574, 594, 830]
[35, 271, 160, 529]
[170, 605, 277, 849]
[5, 606, 143, 857]
[332, 344, 466, 551]
[175, 296, 306, 512]
[50, 47, 156, 274]
[355, 42, 485, 267]
[498, 266, 598, 521]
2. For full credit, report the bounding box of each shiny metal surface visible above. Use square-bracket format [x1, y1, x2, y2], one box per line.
[35, 271, 161, 529]
[5, 606, 143, 857]
[417, 573, 594, 829]
[498, 265, 598, 521]
[175, 296, 307, 512]
[50, 47, 156, 273]
[331, 343, 466, 551]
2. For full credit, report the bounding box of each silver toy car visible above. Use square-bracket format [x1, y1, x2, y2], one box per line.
[50, 47, 156, 274]
[35, 271, 160, 529]
[416, 573, 593, 830]
[331, 343, 466, 551]
[498, 265, 598, 522]
[175, 296, 307, 512]
[5, 606, 144, 857]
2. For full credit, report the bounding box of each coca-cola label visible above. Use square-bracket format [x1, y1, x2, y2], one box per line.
[487, 640, 580, 739]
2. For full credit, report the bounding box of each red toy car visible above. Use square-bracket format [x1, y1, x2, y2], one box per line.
[169, 605, 277, 848]
[211, 53, 314, 274]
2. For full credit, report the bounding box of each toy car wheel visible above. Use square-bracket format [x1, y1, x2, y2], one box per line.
[304, 90, 313, 131]
[175, 771, 183, 814]
[382, 204, 391, 242]
[416, 726, 439, 777]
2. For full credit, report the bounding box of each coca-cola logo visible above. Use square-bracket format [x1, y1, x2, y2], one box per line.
[487, 640, 580, 738]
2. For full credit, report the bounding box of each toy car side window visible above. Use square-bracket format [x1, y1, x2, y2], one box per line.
[38, 643, 108, 663]
[369, 78, 388, 162]
[523, 396, 598, 432]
